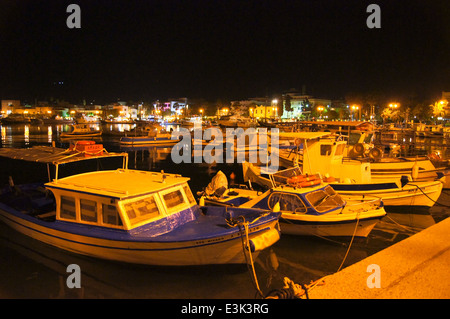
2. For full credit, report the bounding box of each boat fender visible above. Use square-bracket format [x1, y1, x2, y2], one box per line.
[428, 153, 440, 161]
[268, 248, 279, 271]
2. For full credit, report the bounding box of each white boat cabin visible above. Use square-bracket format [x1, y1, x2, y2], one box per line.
[45, 169, 198, 231]
[278, 132, 372, 183]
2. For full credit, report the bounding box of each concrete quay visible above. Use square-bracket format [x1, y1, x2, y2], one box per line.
[307, 217, 450, 299]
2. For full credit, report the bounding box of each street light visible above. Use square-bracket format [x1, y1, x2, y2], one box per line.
[351, 105, 359, 121]
[389, 103, 399, 109]
[317, 106, 324, 119]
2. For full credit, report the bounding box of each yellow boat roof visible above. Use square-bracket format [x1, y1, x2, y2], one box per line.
[276, 132, 333, 140]
[45, 169, 190, 199]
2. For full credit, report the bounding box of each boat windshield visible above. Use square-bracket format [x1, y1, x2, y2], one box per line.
[269, 167, 303, 187]
[304, 185, 345, 213]
[122, 194, 162, 227]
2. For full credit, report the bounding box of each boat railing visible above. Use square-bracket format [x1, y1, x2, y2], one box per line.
[268, 166, 304, 187]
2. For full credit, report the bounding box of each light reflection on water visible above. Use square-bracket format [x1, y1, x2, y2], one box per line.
[0, 124, 449, 298]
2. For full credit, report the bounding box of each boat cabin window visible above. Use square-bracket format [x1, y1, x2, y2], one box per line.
[80, 199, 97, 222]
[102, 204, 123, 226]
[268, 192, 307, 213]
[364, 133, 373, 143]
[305, 186, 344, 213]
[60, 196, 76, 220]
[323, 185, 345, 205]
[163, 189, 186, 210]
[123, 195, 161, 227]
[183, 185, 197, 205]
[320, 145, 333, 156]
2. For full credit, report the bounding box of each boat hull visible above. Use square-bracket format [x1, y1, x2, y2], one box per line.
[331, 180, 443, 207]
[0, 204, 280, 266]
[120, 136, 179, 145]
[279, 213, 382, 238]
[60, 132, 102, 138]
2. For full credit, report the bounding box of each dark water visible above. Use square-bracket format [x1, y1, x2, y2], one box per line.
[0, 123, 449, 299]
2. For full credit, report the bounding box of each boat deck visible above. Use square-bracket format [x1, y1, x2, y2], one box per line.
[307, 217, 450, 298]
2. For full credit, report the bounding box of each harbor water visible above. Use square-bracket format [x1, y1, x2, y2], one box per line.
[0, 123, 449, 299]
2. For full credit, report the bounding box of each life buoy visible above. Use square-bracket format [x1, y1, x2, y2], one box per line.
[353, 143, 365, 156]
[298, 179, 321, 187]
[287, 174, 317, 185]
[368, 147, 382, 160]
[428, 153, 440, 161]
[76, 140, 95, 145]
[287, 175, 320, 187]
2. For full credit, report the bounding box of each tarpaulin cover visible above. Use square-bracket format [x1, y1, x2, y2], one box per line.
[205, 171, 228, 196]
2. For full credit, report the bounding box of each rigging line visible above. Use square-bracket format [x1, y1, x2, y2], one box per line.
[408, 183, 450, 208]
[237, 218, 264, 298]
[336, 211, 360, 273]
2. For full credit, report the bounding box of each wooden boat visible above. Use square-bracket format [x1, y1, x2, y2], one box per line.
[120, 133, 179, 145]
[273, 132, 446, 204]
[277, 131, 450, 186]
[243, 161, 443, 208]
[201, 167, 386, 238]
[60, 124, 102, 138]
[0, 146, 280, 266]
[120, 123, 180, 145]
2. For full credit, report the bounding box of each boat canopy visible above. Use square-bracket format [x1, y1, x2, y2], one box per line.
[0, 145, 128, 180]
[276, 132, 333, 140]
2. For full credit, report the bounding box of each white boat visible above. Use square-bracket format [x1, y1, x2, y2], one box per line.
[201, 167, 386, 238]
[267, 132, 444, 207]
[277, 131, 450, 187]
[0, 146, 280, 266]
[120, 124, 179, 145]
[243, 161, 443, 208]
[60, 124, 102, 138]
[120, 133, 179, 145]
[217, 116, 256, 128]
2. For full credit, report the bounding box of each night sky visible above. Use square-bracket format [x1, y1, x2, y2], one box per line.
[0, 0, 449, 104]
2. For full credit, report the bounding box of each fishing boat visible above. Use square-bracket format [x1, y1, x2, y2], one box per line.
[0, 146, 280, 266]
[60, 124, 102, 138]
[120, 124, 179, 145]
[277, 131, 450, 188]
[120, 132, 179, 145]
[243, 161, 443, 208]
[200, 167, 386, 238]
[272, 132, 444, 206]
